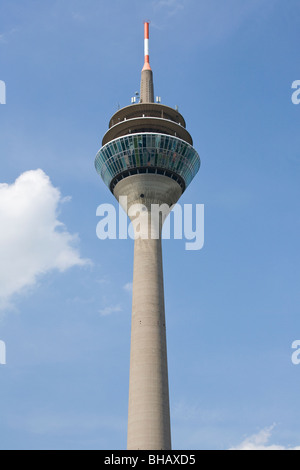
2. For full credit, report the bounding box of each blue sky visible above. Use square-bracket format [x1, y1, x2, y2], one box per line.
[0, 0, 300, 450]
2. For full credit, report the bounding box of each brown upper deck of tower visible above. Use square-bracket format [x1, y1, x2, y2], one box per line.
[102, 103, 193, 146]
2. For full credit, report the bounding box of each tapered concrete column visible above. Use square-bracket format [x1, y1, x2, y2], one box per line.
[140, 69, 154, 103]
[127, 231, 171, 450]
[113, 174, 182, 450]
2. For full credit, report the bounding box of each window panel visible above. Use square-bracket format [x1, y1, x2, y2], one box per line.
[95, 133, 200, 189]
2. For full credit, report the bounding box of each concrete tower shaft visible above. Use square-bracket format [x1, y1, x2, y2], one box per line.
[140, 69, 154, 104]
[114, 174, 182, 450]
[129, 234, 169, 449]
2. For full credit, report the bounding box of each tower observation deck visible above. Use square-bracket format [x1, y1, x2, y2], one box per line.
[95, 22, 200, 450]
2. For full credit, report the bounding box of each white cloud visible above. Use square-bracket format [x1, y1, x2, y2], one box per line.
[71, 11, 86, 22]
[0, 169, 90, 311]
[99, 305, 122, 317]
[0, 28, 18, 44]
[123, 282, 133, 294]
[8, 410, 125, 436]
[153, 0, 184, 16]
[230, 425, 300, 451]
[96, 277, 109, 285]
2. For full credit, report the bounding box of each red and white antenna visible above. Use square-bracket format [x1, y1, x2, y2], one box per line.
[142, 21, 152, 71]
[140, 21, 154, 103]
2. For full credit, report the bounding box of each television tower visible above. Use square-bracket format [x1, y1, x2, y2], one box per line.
[95, 22, 200, 450]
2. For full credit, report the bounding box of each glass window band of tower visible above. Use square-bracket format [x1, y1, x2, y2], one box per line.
[95, 133, 200, 192]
